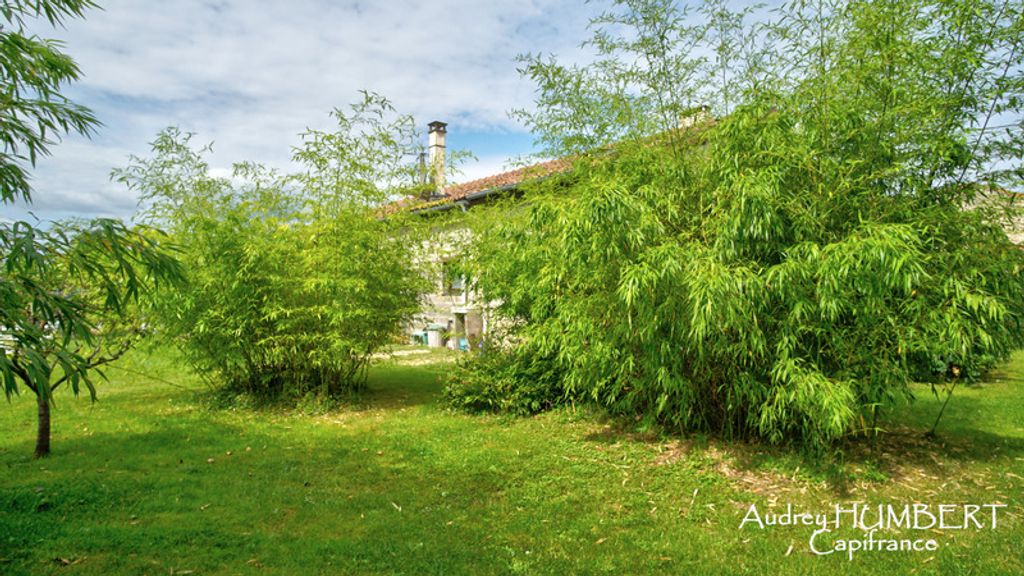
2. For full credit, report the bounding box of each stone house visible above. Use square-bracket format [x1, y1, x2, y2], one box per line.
[392, 120, 1023, 350]
[391, 121, 568, 349]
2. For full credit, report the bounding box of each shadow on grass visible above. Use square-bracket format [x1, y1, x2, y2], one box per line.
[363, 361, 449, 410]
[182, 360, 450, 417]
[0, 408, 526, 575]
[571, 387, 1024, 497]
[0, 420, 248, 569]
[0, 417, 251, 471]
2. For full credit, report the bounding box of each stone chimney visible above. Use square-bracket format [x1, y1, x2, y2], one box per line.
[428, 120, 447, 195]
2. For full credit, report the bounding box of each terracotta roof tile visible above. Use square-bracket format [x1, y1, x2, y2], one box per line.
[380, 118, 714, 216]
[442, 157, 571, 201]
[381, 157, 572, 215]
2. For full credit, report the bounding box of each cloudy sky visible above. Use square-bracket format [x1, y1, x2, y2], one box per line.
[13, 0, 598, 221]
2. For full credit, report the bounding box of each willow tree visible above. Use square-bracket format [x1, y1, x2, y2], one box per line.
[1, 0, 182, 456]
[451, 0, 1024, 447]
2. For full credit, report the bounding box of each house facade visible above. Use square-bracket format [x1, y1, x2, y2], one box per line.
[395, 121, 567, 349]
[395, 119, 1024, 350]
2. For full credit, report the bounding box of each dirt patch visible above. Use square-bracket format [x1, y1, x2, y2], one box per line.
[837, 427, 1003, 496]
[654, 441, 817, 497]
[650, 428, 1013, 500]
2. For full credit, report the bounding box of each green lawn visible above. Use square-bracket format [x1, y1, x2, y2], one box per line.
[1, 348, 1021, 575]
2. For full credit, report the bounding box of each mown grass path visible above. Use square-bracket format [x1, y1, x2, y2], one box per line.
[1, 349, 1022, 575]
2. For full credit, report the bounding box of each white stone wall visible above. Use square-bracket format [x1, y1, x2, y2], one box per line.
[408, 224, 488, 348]
[974, 190, 1024, 245]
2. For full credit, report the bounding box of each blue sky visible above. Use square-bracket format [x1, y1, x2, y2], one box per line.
[11, 0, 598, 221]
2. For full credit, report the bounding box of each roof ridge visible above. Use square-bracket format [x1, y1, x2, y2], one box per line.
[441, 157, 570, 201]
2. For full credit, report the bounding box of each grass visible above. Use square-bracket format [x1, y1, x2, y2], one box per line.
[0, 348, 1021, 575]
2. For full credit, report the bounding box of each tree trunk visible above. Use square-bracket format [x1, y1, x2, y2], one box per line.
[35, 392, 51, 458]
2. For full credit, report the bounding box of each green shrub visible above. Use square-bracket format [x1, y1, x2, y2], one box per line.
[116, 96, 426, 401]
[457, 0, 1024, 448]
[443, 349, 566, 416]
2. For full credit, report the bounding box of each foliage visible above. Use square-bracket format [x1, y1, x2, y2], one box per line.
[118, 95, 426, 401]
[442, 347, 566, 416]
[462, 0, 1024, 448]
[0, 0, 182, 457]
[0, 0, 100, 204]
[1, 218, 182, 416]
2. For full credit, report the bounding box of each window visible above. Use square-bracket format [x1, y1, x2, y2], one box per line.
[442, 260, 465, 296]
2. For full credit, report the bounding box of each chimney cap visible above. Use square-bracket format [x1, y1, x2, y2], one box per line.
[427, 120, 448, 133]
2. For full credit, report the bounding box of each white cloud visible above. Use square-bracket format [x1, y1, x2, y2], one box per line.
[10, 0, 598, 220]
